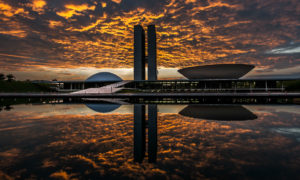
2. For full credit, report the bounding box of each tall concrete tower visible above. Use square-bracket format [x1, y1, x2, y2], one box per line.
[134, 25, 146, 81]
[147, 25, 157, 81]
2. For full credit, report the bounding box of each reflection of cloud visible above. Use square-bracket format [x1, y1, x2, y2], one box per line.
[158, 105, 187, 114]
[272, 128, 300, 142]
[273, 128, 300, 135]
[0, 104, 134, 120]
[50, 170, 70, 180]
[0, 104, 300, 178]
[245, 105, 300, 115]
[0, 148, 20, 158]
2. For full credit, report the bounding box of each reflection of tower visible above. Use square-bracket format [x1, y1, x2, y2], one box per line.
[147, 25, 157, 81]
[133, 104, 157, 163]
[134, 104, 146, 162]
[148, 104, 157, 162]
[134, 25, 146, 81]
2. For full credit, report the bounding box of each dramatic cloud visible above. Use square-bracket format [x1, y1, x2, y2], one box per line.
[0, 0, 299, 80]
[57, 3, 96, 19]
[30, 0, 47, 13]
[266, 42, 300, 54]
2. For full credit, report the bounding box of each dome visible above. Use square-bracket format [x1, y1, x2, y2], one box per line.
[85, 103, 121, 113]
[86, 72, 122, 82]
[178, 64, 255, 79]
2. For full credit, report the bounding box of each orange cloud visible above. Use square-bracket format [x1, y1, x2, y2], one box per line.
[50, 171, 70, 180]
[57, 3, 96, 19]
[0, 2, 26, 17]
[0, 30, 27, 38]
[102, 2, 107, 8]
[0, 0, 299, 79]
[48, 20, 63, 28]
[111, 0, 122, 4]
[30, 0, 46, 13]
[67, 13, 107, 32]
[185, 0, 196, 4]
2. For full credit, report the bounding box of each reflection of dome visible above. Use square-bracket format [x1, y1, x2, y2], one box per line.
[85, 103, 121, 113]
[86, 72, 122, 82]
[179, 105, 257, 121]
[178, 64, 255, 79]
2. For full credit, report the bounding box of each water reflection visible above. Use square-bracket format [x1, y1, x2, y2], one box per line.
[148, 104, 157, 163]
[133, 104, 145, 163]
[179, 105, 257, 121]
[0, 102, 300, 179]
[0, 105, 13, 111]
[85, 103, 121, 113]
[133, 104, 158, 163]
[272, 128, 300, 142]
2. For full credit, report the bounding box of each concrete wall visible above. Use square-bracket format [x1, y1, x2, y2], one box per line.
[147, 25, 157, 81]
[134, 25, 146, 81]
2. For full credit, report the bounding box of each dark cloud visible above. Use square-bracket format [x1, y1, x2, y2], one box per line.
[0, 0, 299, 79]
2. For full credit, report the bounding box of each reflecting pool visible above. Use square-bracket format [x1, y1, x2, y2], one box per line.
[0, 102, 300, 179]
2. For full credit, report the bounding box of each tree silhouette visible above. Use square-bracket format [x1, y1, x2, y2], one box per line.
[0, 73, 5, 81]
[6, 74, 15, 82]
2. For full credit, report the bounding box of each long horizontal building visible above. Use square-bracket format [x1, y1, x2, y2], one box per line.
[54, 64, 292, 93]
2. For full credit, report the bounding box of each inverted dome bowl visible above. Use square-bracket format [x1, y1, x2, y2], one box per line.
[178, 64, 254, 79]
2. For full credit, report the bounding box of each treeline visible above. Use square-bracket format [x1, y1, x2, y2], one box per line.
[0, 73, 15, 82]
[0, 73, 54, 92]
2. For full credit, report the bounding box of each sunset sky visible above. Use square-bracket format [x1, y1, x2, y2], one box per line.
[0, 0, 299, 80]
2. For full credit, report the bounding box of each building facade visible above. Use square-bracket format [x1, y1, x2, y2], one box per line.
[147, 25, 157, 81]
[134, 25, 146, 81]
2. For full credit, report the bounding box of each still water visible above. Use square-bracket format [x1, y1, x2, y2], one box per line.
[0, 102, 300, 179]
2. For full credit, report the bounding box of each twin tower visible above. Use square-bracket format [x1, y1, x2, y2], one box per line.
[134, 25, 157, 81]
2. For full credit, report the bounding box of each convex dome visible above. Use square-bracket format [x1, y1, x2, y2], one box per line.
[86, 72, 122, 82]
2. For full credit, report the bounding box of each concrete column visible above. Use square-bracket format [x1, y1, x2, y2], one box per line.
[134, 25, 146, 81]
[147, 25, 157, 81]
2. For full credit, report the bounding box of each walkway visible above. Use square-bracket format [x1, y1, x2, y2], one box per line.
[71, 81, 131, 94]
[1, 92, 300, 98]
